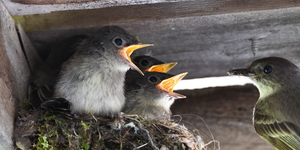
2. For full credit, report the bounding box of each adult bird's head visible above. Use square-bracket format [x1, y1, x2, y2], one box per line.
[228, 57, 300, 97]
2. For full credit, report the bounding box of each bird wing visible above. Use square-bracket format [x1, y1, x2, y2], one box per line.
[254, 112, 300, 150]
[123, 82, 143, 113]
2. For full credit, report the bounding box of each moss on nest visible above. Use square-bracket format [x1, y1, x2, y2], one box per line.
[14, 107, 209, 150]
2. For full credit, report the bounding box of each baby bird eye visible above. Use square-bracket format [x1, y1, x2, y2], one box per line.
[113, 37, 123, 47]
[140, 59, 149, 67]
[263, 65, 273, 74]
[148, 75, 158, 83]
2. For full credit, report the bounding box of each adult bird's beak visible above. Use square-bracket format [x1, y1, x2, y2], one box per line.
[145, 62, 178, 73]
[227, 68, 255, 76]
[119, 44, 154, 75]
[157, 72, 188, 99]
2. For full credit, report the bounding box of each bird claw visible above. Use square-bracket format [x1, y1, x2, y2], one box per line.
[41, 98, 73, 120]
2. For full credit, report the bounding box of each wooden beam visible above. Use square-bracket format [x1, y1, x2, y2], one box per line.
[12, 0, 300, 32]
[17, 23, 42, 71]
[25, 7, 300, 79]
[0, 1, 30, 149]
[11, 0, 96, 4]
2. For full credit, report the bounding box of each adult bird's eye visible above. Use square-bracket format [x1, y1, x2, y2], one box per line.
[140, 59, 149, 67]
[264, 65, 273, 74]
[148, 76, 158, 83]
[113, 38, 123, 46]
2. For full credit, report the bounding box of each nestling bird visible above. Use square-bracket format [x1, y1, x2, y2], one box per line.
[132, 55, 166, 71]
[133, 55, 178, 73]
[124, 55, 178, 120]
[126, 61, 177, 80]
[54, 26, 153, 116]
[123, 72, 187, 120]
[126, 55, 177, 88]
[228, 57, 300, 150]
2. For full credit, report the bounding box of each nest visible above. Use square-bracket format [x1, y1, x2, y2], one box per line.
[14, 106, 216, 150]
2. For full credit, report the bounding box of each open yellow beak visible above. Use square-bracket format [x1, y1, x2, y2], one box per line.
[157, 72, 188, 99]
[119, 44, 153, 75]
[145, 62, 178, 73]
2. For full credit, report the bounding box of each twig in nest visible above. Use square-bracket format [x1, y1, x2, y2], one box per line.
[177, 114, 220, 150]
[97, 127, 102, 140]
[156, 121, 204, 150]
[136, 143, 148, 149]
[124, 115, 160, 150]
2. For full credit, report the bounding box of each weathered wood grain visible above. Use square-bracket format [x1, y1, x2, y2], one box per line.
[23, 6, 300, 79]
[0, 1, 30, 149]
[17, 23, 42, 71]
[12, 0, 300, 32]
[2, 1, 300, 149]
[11, 0, 95, 4]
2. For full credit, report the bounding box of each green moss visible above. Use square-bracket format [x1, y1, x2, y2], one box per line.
[80, 142, 90, 150]
[34, 135, 52, 150]
[15, 109, 206, 149]
[80, 121, 90, 131]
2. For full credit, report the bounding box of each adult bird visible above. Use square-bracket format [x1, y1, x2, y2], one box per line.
[228, 57, 300, 150]
[54, 25, 153, 116]
[123, 72, 187, 120]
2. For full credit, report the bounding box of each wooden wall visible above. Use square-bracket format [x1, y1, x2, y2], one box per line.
[9, 0, 300, 79]
[2, 0, 300, 149]
[0, 1, 31, 149]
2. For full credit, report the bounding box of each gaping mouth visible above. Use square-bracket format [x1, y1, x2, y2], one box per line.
[145, 62, 177, 73]
[119, 44, 154, 75]
[156, 72, 188, 99]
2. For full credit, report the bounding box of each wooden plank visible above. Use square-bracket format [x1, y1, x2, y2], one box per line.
[11, 0, 97, 4]
[12, 0, 300, 32]
[6, 0, 300, 16]
[11, 0, 297, 6]
[25, 7, 300, 79]
[172, 85, 274, 150]
[17, 23, 42, 71]
[0, 1, 30, 149]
